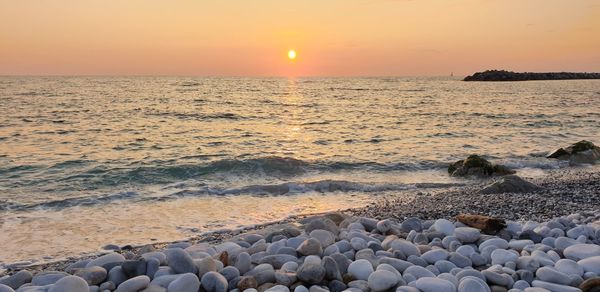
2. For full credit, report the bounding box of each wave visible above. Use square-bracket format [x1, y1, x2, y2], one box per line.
[0, 156, 449, 191]
[0, 180, 464, 212]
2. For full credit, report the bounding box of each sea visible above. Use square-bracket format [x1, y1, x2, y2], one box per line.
[1, 76, 599, 265]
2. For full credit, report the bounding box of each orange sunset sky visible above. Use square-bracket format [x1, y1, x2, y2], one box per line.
[1, 0, 599, 76]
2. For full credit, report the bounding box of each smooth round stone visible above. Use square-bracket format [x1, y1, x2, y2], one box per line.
[456, 270, 485, 282]
[509, 240, 534, 251]
[260, 255, 298, 269]
[438, 273, 458, 288]
[235, 252, 252, 274]
[396, 286, 421, 292]
[379, 257, 413, 273]
[517, 270, 534, 284]
[391, 239, 421, 257]
[99, 282, 116, 291]
[578, 256, 600, 274]
[519, 230, 543, 244]
[296, 259, 325, 284]
[480, 238, 509, 250]
[482, 270, 514, 287]
[554, 237, 578, 252]
[415, 277, 457, 292]
[121, 259, 147, 278]
[554, 259, 584, 277]
[0, 284, 14, 292]
[367, 270, 399, 292]
[323, 256, 342, 281]
[454, 228, 480, 243]
[310, 229, 336, 247]
[274, 271, 296, 286]
[166, 248, 197, 274]
[449, 252, 472, 268]
[491, 249, 519, 266]
[141, 252, 167, 265]
[470, 253, 487, 267]
[74, 266, 107, 285]
[377, 220, 393, 233]
[531, 280, 582, 292]
[108, 266, 128, 287]
[404, 265, 436, 279]
[350, 238, 368, 251]
[458, 276, 490, 292]
[86, 253, 126, 270]
[237, 276, 258, 291]
[435, 260, 457, 274]
[422, 249, 449, 264]
[150, 275, 180, 288]
[347, 259, 374, 281]
[115, 275, 150, 292]
[305, 217, 339, 234]
[535, 267, 571, 285]
[407, 255, 428, 267]
[512, 280, 530, 289]
[564, 244, 600, 261]
[201, 272, 228, 292]
[220, 267, 240, 281]
[266, 285, 290, 292]
[297, 238, 323, 256]
[324, 245, 340, 256]
[456, 246, 476, 258]
[48, 276, 89, 292]
[146, 258, 160, 279]
[31, 271, 69, 286]
[530, 251, 555, 267]
[434, 219, 456, 236]
[583, 272, 598, 280]
[167, 273, 200, 292]
[294, 286, 309, 292]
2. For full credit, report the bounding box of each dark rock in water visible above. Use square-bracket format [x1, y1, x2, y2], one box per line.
[456, 214, 506, 234]
[464, 70, 600, 81]
[448, 155, 515, 177]
[479, 175, 542, 194]
[547, 140, 600, 165]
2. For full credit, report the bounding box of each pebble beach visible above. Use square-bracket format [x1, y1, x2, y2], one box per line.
[1, 164, 599, 292]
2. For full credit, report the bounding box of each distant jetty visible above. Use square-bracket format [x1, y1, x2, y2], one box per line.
[464, 70, 600, 81]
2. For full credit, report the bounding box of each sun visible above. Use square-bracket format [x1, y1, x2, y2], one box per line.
[288, 50, 297, 60]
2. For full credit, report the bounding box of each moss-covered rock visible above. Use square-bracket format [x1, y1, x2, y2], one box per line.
[448, 155, 515, 177]
[547, 140, 600, 165]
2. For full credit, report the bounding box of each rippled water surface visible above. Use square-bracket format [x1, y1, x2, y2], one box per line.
[1, 77, 599, 264]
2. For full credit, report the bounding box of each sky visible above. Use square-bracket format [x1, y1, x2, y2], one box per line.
[1, 0, 599, 76]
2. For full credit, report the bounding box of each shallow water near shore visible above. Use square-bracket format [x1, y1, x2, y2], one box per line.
[1, 77, 599, 265]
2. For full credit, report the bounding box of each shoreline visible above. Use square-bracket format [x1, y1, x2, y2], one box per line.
[3, 165, 599, 276]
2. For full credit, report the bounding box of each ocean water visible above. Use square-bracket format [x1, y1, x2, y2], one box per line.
[1, 76, 599, 265]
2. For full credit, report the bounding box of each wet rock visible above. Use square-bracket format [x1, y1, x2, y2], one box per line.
[547, 140, 600, 165]
[479, 175, 542, 194]
[448, 155, 515, 177]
